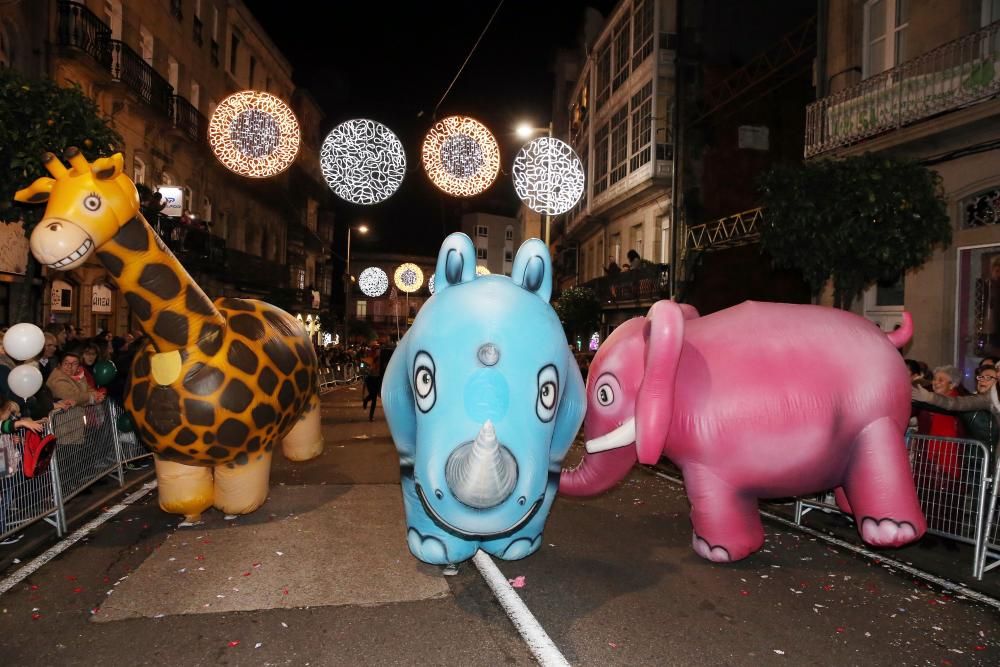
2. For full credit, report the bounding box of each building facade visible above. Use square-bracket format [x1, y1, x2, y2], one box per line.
[460, 212, 520, 276]
[811, 0, 1000, 379]
[0, 0, 335, 338]
[349, 252, 435, 344]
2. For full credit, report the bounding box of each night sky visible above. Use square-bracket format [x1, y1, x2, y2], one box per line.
[242, 0, 617, 257]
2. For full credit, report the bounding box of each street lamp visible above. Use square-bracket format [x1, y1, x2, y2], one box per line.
[515, 121, 554, 247]
[344, 223, 369, 348]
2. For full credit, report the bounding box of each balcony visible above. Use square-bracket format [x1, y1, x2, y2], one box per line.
[55, 0, 111, 69]
[170, 0, 183, 21]
[581, 263, 671, 307]
[172, 95, 206, 142]
[224, 248, 287, 290]
[805, 20, 1000, 157]
[211, 40, 220, 67]
[109, 40, 174, 119]
[193, 17, 203, 46]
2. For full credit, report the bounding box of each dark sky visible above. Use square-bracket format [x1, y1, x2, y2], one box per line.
[243, 0, 617, 257]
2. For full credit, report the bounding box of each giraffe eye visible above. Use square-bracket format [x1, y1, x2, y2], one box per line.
[83, 193, 101, 211]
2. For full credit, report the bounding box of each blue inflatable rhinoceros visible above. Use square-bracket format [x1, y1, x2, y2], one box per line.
[382, 232, 586, 564]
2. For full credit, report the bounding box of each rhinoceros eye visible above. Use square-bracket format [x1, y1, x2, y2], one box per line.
[413, 351, 435, 413]
[536, 364, 559, 422]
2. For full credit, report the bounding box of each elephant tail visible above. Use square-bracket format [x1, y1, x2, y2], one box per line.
[886, 312, 913, 349]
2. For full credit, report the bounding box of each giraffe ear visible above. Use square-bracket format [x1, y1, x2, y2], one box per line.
[92, 153, 124, 180]
[14, 176, 55, 204]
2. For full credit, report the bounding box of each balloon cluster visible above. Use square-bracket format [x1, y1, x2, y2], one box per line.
[3, 323, 46, 399]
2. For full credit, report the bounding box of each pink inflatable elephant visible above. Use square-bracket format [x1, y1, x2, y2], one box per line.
[560, 300, 926, 562]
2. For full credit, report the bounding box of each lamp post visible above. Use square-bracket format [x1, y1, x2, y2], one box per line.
[343, 223, 369, 349]
[515, 121, 554, 247]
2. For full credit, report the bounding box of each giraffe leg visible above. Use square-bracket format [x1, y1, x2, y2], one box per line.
[154, 455, 214, 523]
[214, 450, 273, 515]
[282, 393, 324, 461]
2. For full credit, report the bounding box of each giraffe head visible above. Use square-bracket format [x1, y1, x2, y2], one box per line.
[14, 147, 138, 271]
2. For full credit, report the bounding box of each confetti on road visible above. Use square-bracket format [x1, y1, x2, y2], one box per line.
[228, 640, 239, 647]
[773, 649, 785, 655]
[608, 642, 618, 649]
[508, 576, 526, 588]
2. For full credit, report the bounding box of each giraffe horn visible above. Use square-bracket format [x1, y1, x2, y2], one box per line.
[42, 152, 69, 179]
[64, 146, 90, 174]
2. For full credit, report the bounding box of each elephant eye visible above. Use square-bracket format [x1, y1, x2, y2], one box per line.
[83, 193, 101, 211]
[536, 364, 558, 422]
[596, 383, 614, 406]
[413, 351, 436, 413]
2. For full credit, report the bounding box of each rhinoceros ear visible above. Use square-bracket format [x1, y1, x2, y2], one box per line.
[433, 232, 477, 294]
[511, 238, 552, 303]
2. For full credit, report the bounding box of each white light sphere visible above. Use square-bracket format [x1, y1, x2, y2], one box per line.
[421, 115, 500, 197]
[208, 90, 300, 178]
[8, 364, 42, 399]
[3, 323, 45, 361]
[359, 267, 389, 297]
[394, 263, 424, 293]
[512, 137, 585, 215]
[321, 119, 406, 204]
[428, 274, 435, 295]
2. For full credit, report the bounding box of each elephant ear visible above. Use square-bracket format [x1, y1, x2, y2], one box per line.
[433, 232, 477, 293]
[635, 300, 685, 465]
[511, 238, 552, 303]
[380, 338, 417, 466]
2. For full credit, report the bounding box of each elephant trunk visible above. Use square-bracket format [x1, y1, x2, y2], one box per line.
[445, 420, 517, 509]
[559, 446, 638, 496]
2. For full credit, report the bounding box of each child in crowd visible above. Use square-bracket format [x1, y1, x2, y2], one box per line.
[0, 400, 46, 434]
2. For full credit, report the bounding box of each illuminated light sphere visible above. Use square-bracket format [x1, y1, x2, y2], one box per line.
[512, 137, 585, 215]
[320, 119, 406, 204]
[476, 265, 490, 276]
[589, 332, 601, 352]
[421, 115, 500, 197]
[209, 90, 300, 178]
[359, 267, 389, 297]
[428, 274, 435, 295]
[394, 263, 424, 293]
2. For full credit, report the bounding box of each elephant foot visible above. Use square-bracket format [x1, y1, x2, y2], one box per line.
[859, 517, 920, 547]
[692, 533, 732, 562]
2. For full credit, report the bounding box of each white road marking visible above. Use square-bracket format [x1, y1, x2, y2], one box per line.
[646, 467, 1000, 612]
[472, 550, 570, 667]
[0, 481, 157, 597]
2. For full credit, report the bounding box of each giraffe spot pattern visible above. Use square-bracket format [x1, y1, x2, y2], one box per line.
[206, 445, 229, 459]
[264, 339, 297, 375]
[197, 323, 223, 356]
[263, 310, 300, 337]
[183, 363, 225, 396]
[146, 386, 182, 436]
[277, 380, 296, 411]
[133, 353, 151, 379]
[131, 381, 150, 411]
[113, 217, 149, 252]
[186, 287, 216, 317]
[203, 432, 215, 445]
[154, 311, 189, 347]
[258, 367, 278, 395]
[175, 427, 198, 446]
[230, 314, 265, 340]
[246, 436, 262, 453]
[294, 368, 311, 392]
[97, 251, 124, 278]
[125, 292, 152, 321]
[217, 419, 249, 447]
[251, 404, 276, 429]
[139, 263, 182, 300]
[234, 452, 248, 466]
[227, 339, 259, 375]
[183, 398, 215, 426]
[221, 298, 256, 312]
[219, 378, 254, 413]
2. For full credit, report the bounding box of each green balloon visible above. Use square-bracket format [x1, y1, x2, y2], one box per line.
[116, 412, 135, 433]
[93, 359, 117, 387]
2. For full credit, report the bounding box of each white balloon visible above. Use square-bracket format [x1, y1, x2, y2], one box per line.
[3, 323, 45, 361]
[8, 364, 43, 400]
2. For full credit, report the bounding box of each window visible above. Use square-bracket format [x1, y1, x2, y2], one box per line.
[594, 122, 610, 195]
[609, 104, 629, 185]
[476, 225, 488, 237]
[477, 247, 488, 260]
[167, 54, 179, 91]
[504, 226, 513, 241]
[596, 41, 611, 110]
[132, 155, 146, 185]
[863, 0, 910, 78]
[612, 15, 631, 91]
[632, 0, 654, 69]
[201, 195, 212, 222]
[229, 30, 240, 74]
[629, 80, 652, 171]
[963, 188, 1000, 228]
[610, 233, 621, 264]
[504, 249, 513, 263]
[104, 0, 122, 40]
[190, 80, 200, 109]
[249, 55, 256, 87]
[139, 24, 153, 65]
[630, 223, 644, 261]
[356, 300, 367, 318]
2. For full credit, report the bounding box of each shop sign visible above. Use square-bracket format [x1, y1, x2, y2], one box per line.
[92, 283, 113, 314]
[157, 186, 183, 218]
[51, 279, 73, 312]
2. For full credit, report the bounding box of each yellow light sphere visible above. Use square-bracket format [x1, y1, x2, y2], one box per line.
[421, 115, 500, 197]
[394, 263, 424, 293]
[209, 90, 300, 178]
[476, 265, 490, 276]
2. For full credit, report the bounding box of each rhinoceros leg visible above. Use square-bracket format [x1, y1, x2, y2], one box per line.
[683, 463, 764, 562]
[843, 416, 926, 548]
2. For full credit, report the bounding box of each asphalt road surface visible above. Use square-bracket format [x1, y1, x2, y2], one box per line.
[1, 384, 997, 666]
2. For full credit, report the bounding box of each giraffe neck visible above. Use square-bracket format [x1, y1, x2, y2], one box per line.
[94, 213, 225, 353]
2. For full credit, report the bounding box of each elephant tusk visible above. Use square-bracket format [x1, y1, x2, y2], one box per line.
[585, 418, 636, 454]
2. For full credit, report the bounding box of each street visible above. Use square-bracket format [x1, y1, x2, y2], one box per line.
[1, 385, 998, 666]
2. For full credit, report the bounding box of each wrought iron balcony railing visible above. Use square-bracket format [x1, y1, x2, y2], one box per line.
[193, 17, 203, 46]
[172, 95, 206, 142]
[581, 263, 671, 306]
[56, 0, 111, 69]
[109, 40, 174, 119]
[805, 20, 1000, 157]
[685, 207, 763, 252]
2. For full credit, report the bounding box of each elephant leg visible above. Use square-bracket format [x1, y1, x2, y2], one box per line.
[400, 473, 477, 566]
[282, 393, 324, 461]
[214, 450, 273, 515]
[683, 464, 763, 562]
[834, 487, 852, 514]
[842, 417, 926, 547]
[154, 455, 214, 524]
[480, 474, 559, 561]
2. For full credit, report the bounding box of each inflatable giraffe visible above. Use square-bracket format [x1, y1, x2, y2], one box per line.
[15, 148, 324, 522]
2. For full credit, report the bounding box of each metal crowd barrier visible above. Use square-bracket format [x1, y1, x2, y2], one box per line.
[794, 433, 993, 579]
[0, 399, 150, 544]
[318, 363, 360, 393]
[978, 453, 1000, 578]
